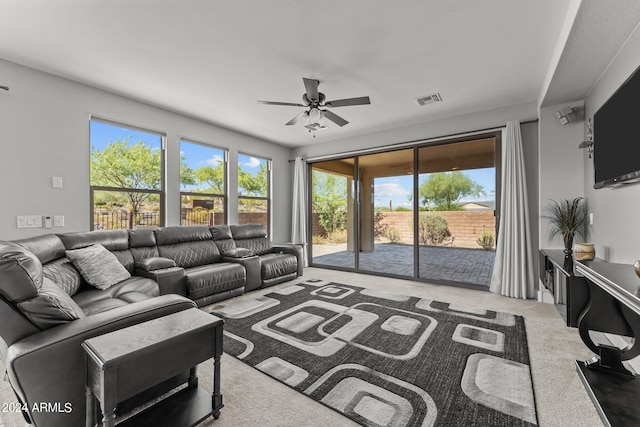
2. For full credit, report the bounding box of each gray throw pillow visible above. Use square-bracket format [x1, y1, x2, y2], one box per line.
[66, 244, 131, 290]
[18, 277, 86, 330]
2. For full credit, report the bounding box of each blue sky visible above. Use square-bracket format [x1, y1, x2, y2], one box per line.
[90, 121, 162, 151]
[90, 121, 263, 174]
[91, 121, 491, 205]
[374, 168, 496, 209]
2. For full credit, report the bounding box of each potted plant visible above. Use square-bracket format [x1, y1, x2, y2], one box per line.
[544, 197, 587, 255]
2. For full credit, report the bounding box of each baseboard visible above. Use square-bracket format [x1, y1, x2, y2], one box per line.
[537, 285, 555, 304]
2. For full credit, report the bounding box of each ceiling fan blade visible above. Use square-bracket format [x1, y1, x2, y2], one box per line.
[325, 96, 371, 107]
[258, 100, 306, 107]
[322, 110, 349, 127]
[303, 78, 320, 101]
[285, 111, 308, 126]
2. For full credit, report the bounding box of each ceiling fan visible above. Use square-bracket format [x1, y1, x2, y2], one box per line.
[258, 77, 370, 131]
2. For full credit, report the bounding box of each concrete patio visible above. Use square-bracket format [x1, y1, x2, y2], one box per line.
[312, 243, 495, 288]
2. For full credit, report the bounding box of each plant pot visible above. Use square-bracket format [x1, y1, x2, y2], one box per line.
[563, 233, 575, 255]
[574, 243, 595, 261]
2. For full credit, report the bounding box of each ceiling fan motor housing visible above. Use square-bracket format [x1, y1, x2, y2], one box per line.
[303, 92, 326, 105]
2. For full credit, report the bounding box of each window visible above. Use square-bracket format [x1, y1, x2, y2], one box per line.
[238, 153, 270, 234]
[179, 140, 227, 226]
[90, 120, 165, 230]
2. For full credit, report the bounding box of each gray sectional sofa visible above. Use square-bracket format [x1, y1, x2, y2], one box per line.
[0, 224, 303, 427]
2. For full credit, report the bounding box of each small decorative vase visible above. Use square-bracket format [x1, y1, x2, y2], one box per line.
[563, 233, 575, 256]
[634, 260, 640, 278]
[574, 243, 595, 261]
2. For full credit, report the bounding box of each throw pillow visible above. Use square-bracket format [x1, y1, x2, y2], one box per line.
[66, 244, 131, 290]
[17, 277, 86, 330]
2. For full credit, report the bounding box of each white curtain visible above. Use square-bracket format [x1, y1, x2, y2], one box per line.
[490, 120, 535, 299]
[291, 156, 308, 266]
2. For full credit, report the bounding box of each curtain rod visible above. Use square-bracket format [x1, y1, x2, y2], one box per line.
[288, 158, 304, 163]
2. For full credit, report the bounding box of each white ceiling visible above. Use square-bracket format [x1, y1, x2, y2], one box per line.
[1, 1, 639, 148]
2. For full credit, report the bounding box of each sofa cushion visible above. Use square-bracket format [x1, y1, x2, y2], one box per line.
[0, 242, 42, 303]
[129, 228, 159, 262]
[234, 237, 272, 256]
[58, 229, 135, 272]
[210, 225, 237, 254]
[230, 224, 266, 239]
[72, 276, 159, 315]
[66, 244, 131, 290]
[17, 277, 85, 330]
[13, 233, 66, 265]
[260, 253, 298, 280]
[155, 226, 222, 267]
[184, 263, 245, 301]
[41, 258, 83, 296]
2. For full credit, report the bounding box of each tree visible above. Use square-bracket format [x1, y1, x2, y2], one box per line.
[91, 139, 161, 214]
[238, 163, 268, 197]
[194, 162, 225, 194]
[312, 171, 347, 234]
[418, 171, 483, 211]
[180, 155, 196, 189]
[91, 138, 197, 214]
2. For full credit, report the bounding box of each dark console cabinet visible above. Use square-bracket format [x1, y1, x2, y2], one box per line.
[539, 249, 589, 327]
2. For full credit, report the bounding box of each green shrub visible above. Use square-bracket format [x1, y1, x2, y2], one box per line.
[476, 230, 495, 250]
[385, 226, 401, 244]
[418, 214, 453, 246]
[312, 234, 326, 245]
[326, 229, 348, 244]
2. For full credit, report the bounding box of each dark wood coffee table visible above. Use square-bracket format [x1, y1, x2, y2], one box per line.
[82, 309, 224, 427]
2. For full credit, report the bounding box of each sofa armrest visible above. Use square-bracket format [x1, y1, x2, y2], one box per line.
[272, 244, 304, 277]
[222, 255, 262, 292]
[6, 295, 195, 427]
[136, 266, 186, 297]
[135, 256, 176, 272]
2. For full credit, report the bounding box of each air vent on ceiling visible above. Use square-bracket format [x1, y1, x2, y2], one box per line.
[415, 93, 442, 107]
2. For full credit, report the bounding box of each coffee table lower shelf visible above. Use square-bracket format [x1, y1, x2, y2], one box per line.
[576, 360, 640, 427]
[118, 385, 223, 427]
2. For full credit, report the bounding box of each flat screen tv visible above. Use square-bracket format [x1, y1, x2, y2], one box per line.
[593, 64, 640, 188]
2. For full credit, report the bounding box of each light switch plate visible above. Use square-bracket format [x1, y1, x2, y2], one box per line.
[52, 176, 63, 189]
[53, 215, 64, 227]
[16, 215, 43, 228]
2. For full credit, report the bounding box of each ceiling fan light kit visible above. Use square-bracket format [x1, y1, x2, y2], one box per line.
[258, 77, 370, 131]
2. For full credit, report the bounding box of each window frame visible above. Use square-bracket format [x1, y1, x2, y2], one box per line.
[237, 152, 272, 236]
[179, 138, 228, 226]
[89, 117, 166, 230]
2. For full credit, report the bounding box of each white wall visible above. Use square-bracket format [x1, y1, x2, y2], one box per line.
[0, 59, 293, 242]
[292, 101, 538, 160]
[537, 101, 585, 249]
[583, 23, 640, 263]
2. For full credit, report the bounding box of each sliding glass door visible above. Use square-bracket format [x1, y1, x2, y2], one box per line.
[309, 133, 499, 289]
[417, 137, 497, 287]
[310, 158, 356, 270]
[357, 149, 414, 276]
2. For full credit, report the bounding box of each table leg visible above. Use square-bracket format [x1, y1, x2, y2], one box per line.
[102, 408, 116, 427]
[188, 366, 198, 388]
[85, 386, 95, 427]
[212, 325, 223, 418]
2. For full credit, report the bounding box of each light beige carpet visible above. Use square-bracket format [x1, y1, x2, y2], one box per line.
[0, 267, 604, 427]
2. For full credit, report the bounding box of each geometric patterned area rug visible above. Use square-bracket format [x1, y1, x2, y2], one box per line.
[212, 280, 537, 426]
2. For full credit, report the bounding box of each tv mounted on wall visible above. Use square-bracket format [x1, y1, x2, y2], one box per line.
[593, 63, 640, 188]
